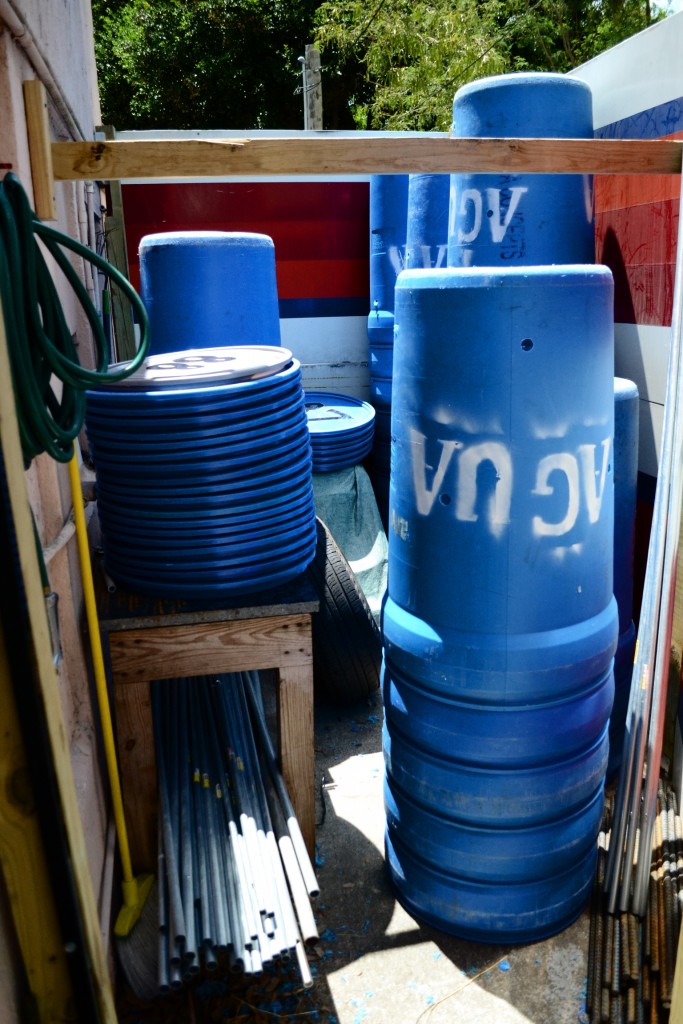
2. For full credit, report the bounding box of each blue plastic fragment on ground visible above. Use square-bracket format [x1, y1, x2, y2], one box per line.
[499, 960, 511, 972]
[320, 927, 337, 941]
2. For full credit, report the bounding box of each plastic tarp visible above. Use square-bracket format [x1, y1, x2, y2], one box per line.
[312, 465, 388, 622]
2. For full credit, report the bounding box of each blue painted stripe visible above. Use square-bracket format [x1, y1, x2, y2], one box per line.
[279, 296, 370, 319]
[595, 96, 683, 139]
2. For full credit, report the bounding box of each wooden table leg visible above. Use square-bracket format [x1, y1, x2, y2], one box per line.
[277, 664, 315, 857]
[113, 678, 156, 872]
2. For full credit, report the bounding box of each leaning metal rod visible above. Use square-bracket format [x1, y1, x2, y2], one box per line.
[616, 676, 654, 913]
[222, 674, 313, 964]
[196, 685, 232, 951]
[607, 153, 683, 915]
[631, 158, 683, 916]
[218, 679, 274, 924]
[210, 677, 278, 959]
[263, 763, 319, 945]
[243, 670, 320, 897]
[233, 674, 282, 935]
[151, 681, 187, 957]
[175, 679, 198, 971]
[202, 680, 250, 960]
[187, 683, 216, 960]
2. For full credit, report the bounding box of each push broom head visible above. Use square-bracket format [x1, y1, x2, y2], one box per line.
[115, 873, 155, 938]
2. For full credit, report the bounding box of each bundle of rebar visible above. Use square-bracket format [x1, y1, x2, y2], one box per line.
[587, 786, 683, 1022]
[151, 671, 319, 993]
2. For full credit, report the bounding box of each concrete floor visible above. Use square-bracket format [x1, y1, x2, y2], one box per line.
[115, 682, 593, 1024]
[306, 690, 591, 1024]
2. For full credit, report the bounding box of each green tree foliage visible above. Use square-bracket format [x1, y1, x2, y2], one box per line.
[314, 0, 669, 130]
[92, 0, 320, 129]
[315, 0, 508, 130]
[92, 0, 670, 132]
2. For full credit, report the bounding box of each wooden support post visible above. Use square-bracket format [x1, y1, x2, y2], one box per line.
[23, 80, 57, 221]
[0, 296, 116, 1019]
[304, 45, 323, 131]
[98, 125, 137, 361]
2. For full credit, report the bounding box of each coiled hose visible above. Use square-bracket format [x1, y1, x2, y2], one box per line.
[0, 170, 149, 597]
[0, 171, 149, 469]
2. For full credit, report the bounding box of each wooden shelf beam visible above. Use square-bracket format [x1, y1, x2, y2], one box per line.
[25, 79, 682, 218]
[50, 135, 683, 182]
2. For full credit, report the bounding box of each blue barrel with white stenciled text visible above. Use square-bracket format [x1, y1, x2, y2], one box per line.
[448, 73, 594, 268]
[382, 264, 617, 942]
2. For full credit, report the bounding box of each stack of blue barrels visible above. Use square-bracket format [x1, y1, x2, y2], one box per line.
[86, 231, 317, 599]
[382, 72, 637, 941]
[366, 175, 409, 526]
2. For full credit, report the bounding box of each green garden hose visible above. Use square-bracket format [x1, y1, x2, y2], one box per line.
[0, 171, 149, 469]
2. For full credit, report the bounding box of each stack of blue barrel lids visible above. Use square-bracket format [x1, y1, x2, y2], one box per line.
[304, 390, 375, 473]
[379, 72, 639, 942]
[85, 230, 318, 598]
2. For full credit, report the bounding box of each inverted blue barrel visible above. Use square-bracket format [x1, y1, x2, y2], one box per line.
[383, 264, 617, 942]
[448, 73, 594, 267]
[609, 377, 639, 776]
[406, 174, 450, 270]
[369, 175, 409, 314]
[139, 231, 281, 356]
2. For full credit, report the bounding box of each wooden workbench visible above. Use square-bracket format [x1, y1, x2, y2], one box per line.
[95, 568, 319, 873]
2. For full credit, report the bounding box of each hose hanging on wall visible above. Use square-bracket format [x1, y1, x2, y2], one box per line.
[0, 171, 149, 468]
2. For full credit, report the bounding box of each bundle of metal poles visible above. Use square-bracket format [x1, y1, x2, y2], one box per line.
[604, 166, 683, 920]
[151, 670, 319, 993]
[587, 786, 682, 1022]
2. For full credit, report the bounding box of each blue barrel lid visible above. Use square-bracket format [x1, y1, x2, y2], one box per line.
[102, 345, 292, 390]
[304, 391, 375, 436]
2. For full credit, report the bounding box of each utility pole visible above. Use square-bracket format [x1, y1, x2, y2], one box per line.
[298, 45, 323, 131]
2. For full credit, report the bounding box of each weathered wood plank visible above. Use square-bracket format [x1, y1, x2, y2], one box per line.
[51, 136, 683, 181]
[112, 679, 156, 872]
[23, 80, 57, 219]
[108, 615, 313, 684]
[278, 662, 315, 857]
[0, 298, 116, 1016]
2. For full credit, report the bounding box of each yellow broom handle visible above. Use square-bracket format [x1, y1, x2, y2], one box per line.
[68, 442, 135, 887]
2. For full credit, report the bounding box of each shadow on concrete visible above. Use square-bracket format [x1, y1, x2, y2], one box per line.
[306, 690, 591, 1024]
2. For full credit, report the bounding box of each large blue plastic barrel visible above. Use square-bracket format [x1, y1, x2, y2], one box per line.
[369, 175, 409, 313]
[139, 231, 281, 356]
[448, 73, 594, 267]
[367, 176, 408, 525]
[406, 174, 450, 270]
[609, 377, 639, 776]
[383, 264, 617, 942]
